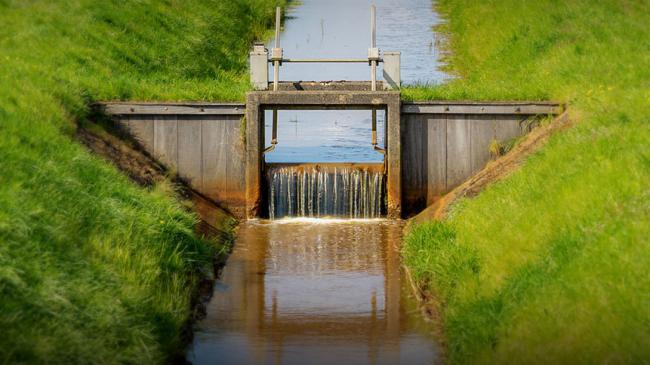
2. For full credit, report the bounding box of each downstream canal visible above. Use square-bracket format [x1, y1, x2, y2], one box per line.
[189, 1, 445, 363]
[189, 220, 439, 364]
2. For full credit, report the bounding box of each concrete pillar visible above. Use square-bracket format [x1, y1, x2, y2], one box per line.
[386, 97, 401, 218]
[250, 43, 268, 90]
[245, 93, 262, 217]
[382, 52, 401, 90]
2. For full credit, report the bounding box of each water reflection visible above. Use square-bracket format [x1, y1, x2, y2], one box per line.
[269, 0, 448, 83]
[189, 220, 440, 365]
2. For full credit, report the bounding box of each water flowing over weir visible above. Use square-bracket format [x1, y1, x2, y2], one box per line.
[267, 164, 385, 219]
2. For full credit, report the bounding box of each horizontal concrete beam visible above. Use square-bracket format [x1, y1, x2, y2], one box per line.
[401, 101, 563, 115]
[248, 90, 400, 107]
[97, 102, 246, 116]
[97, 100, 562, 116]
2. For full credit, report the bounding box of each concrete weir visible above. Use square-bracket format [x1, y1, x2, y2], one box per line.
[245, 88, 402, 218]
[97, 88, 561, 219]
[265, 163, 385, 219]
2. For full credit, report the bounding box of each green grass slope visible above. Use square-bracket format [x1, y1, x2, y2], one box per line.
[0, 0, 283, 363]
[403, 0, 649, 363]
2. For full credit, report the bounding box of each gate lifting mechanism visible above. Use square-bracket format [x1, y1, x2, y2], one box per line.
[254, 6, 400, 155]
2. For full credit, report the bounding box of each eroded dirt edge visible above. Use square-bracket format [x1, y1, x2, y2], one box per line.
[76, 120, 237, 364]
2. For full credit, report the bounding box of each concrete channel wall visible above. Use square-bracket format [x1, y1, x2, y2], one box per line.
[400, 101, 561, 214]
[98, 99, 561, 218]
[99, 102, 247, 217]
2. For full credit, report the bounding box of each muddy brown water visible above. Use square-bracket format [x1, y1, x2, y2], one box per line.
[188, 219, 440, 364]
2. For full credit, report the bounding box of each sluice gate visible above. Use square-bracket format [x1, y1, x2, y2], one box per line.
[96, 7, 562, 219]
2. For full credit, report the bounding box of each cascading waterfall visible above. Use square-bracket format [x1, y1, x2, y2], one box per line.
[267, 164, 385, 219]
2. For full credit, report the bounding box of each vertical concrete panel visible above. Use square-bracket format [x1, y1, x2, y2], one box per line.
[401, 114, 428, 214]
[124, 115, 154, 154]
[201, 119, 222, 202]
[496, 115, 526, 142]
[446, 114, 471, 190]
[177, 116, 203, 191]
[153, 115, 178, 169]
[426, 115, 447, 204]
[215, 119, 229, 206]
[386, 99, 402, 218]
[246, 95, 262, 218]
[233, 118, 247, 194]
[382, 52, 401, 90]
[226, 116, 246, 211]
[470, 114, 497, 175]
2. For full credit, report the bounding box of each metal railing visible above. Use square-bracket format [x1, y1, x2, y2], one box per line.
[269, 6, 381, 91]
[251, 6, 398, 154]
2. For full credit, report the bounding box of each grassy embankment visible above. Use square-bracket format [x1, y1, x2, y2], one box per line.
[0, 1, 284, 363]
[402, 0, 649, 363]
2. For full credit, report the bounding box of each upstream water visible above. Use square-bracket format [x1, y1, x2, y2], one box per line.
[188, 220, 440, 365]
[189, 1, 445, 364]
[263, 0, 447, 163]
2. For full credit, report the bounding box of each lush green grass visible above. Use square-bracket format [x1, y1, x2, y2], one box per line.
[0, 0, 283, 363]
[403, 0, 650, 363]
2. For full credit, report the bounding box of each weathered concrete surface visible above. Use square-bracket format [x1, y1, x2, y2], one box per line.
[382, 52, 401, 90]
[246, 90, 401, 218]
[245, 93, 263, 218]
[400, 111, 559, 215]
[411, 112, 571, 224]
[401, 101, 563, 115]
[250, 44, 269, 90]
[400, 101, 562, 215]
[98, 102, 245, 115]
[97, 103, 247, 218]
[77, 124, 234, 238]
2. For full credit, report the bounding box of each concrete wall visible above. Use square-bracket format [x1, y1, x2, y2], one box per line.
[101, 103, 247, 217]
[401, 107, 543, 215]
[245, 90, 402, 218]
[99, 100, 560, 219]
